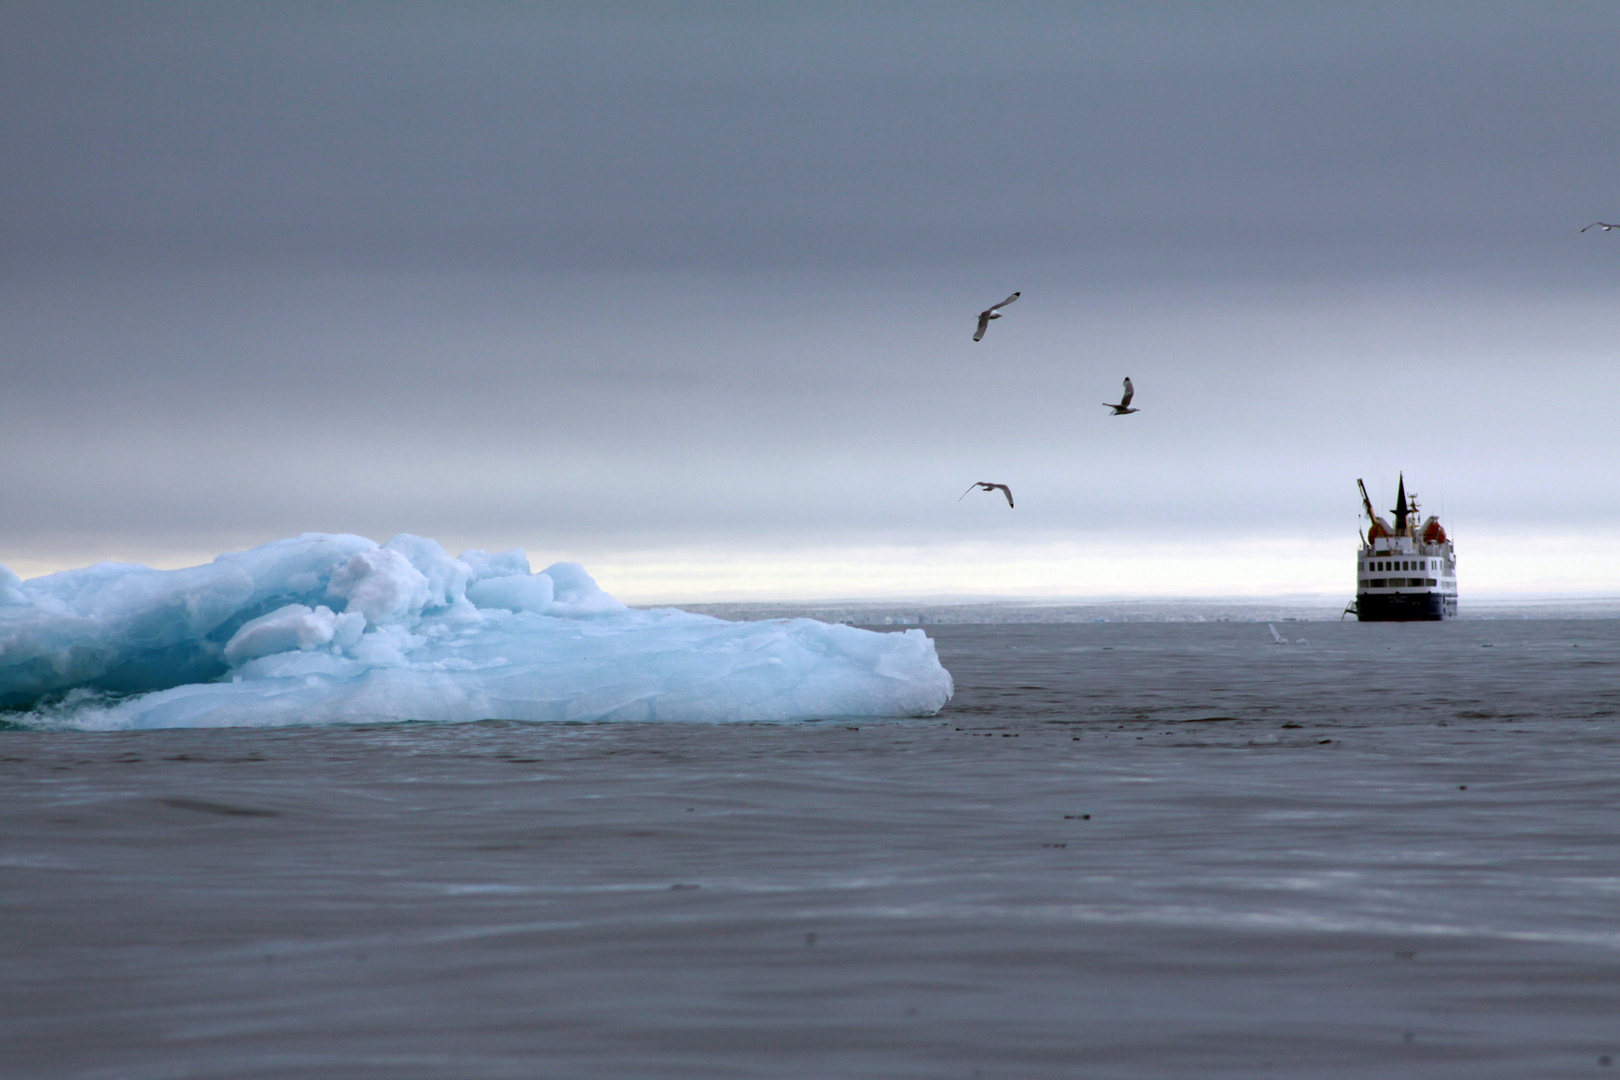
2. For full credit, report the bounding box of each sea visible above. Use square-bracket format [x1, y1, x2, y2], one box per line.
[5, 616, 1620, 1079]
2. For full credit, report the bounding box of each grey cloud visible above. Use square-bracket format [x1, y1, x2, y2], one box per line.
[6, 3, 1620, 591]
[4, 3, 1620, 273]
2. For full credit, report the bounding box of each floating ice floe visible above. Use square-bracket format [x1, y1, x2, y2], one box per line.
[0, 534, 953, 729]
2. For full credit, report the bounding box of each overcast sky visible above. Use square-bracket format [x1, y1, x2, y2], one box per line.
[4, 2, 1620, 600]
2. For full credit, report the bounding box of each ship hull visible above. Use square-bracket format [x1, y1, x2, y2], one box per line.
[1355, 591, 1454, 622]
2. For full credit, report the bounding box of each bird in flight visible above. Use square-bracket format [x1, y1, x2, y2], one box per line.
[973, 292, 1020, 341]
[959, 482, 1014, 508]
[1104, 377, 1139, 415]
[1581, 222, 1619, 232]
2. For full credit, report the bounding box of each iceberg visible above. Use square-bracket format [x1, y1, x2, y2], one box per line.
[0, 534, 953, 730]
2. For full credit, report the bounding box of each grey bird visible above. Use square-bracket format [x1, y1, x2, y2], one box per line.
[1104, 377, 1139, 415]
[973, 292, 1020, 341]
[959, 482, 1014, 508]
[1581, 222, 1620, 232]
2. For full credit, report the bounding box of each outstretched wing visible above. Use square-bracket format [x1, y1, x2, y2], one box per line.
[973, 312, 991, 341]
[1120, 377, 1134, 408]
[996, 484, 1014, 508]
[990, 291, 1020, 312]
[959, 483, 982, 501]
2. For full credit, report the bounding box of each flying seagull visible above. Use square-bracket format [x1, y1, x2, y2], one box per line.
[973, 292, 1020, 341]
[1581, 222, 1619, 232]
[1104, 377, 1139, 415]
[959, 482, 1014, 508]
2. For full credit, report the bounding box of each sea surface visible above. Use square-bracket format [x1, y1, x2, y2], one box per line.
[4, 619, 1620, 1078]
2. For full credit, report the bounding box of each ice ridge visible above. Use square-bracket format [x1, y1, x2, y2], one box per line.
[0, 534, 954, 729]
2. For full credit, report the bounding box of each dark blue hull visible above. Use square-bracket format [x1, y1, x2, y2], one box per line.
[1355, 591, 1454, 621]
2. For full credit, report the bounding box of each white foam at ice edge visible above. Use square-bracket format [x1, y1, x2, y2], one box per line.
[0, 534, 953, 729]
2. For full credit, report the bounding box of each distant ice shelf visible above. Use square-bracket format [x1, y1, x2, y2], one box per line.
[0, 534, 953, 730]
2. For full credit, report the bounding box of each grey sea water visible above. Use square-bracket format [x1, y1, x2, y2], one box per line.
[4, 619, 1620, 1078]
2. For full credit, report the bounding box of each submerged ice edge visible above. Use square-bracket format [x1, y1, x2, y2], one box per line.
[0, 533, 954, 730]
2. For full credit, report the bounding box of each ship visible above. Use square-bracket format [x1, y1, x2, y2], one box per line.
[1349, 475, 1457, 621]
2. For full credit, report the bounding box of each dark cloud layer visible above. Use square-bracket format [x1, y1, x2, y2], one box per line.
[6, 2, 1620, 272]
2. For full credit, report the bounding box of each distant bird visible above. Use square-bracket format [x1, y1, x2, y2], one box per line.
[959, 482, 1014, 508]
[973, 292, 1020, 341]
[1581, 222, 1620, 232]
[1104, 377, 1139, 415]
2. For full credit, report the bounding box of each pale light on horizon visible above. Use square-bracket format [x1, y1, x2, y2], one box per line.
[9, 527, 1620, 607]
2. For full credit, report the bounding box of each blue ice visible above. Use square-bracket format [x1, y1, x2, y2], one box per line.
[0, 534, 953, 729]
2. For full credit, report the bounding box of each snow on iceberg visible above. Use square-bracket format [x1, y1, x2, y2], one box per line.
[0, 534, 953, 730]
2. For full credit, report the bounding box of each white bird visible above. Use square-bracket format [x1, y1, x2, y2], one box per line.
[973, 292, 1020, 341]
[959, 482, 1014, 508]
[1581, 222, 1619, 232]
[1104, 377, 1139, 415]
[1268, 624, 1289, 644]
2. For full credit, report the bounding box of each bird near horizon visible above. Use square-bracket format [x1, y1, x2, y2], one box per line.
[959, 482, 1014, 508]
[973, 292, 1020, 341]
[1104, 377, 1139, 415]
[1581, 222, 1619, 232]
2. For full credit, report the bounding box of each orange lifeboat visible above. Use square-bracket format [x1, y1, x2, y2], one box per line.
[1422, 516, 1447, 544]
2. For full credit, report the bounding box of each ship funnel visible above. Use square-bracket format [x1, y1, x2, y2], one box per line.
[1392, 474, 1409, 534]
